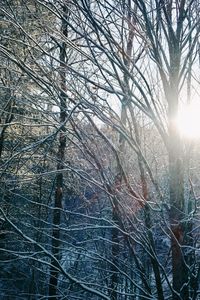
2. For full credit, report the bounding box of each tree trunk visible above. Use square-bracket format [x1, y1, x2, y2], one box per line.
[168, 128, 188, 300]
[48, 5, 68, 299]
[167, 54, 188, 298]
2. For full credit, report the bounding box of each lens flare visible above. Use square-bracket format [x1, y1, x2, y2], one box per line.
[176, 101, 200, 139]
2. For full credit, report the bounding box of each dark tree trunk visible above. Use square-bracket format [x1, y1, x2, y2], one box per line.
[168, 131, 188, 300]
[48, 5, 68, 300]
[167, 56, 188, 299]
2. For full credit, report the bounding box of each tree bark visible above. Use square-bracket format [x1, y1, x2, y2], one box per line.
[48, 5, 68, 300]
[167, 44, 188, 298]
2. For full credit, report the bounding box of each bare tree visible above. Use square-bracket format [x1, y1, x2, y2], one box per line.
[0, 1, 200, 299]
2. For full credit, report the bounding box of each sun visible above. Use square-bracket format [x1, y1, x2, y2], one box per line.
[176, 101, 200, 139]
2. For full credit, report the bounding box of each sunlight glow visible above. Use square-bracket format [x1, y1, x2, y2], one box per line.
[176, 101, 200, 139]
